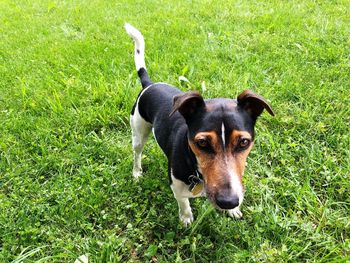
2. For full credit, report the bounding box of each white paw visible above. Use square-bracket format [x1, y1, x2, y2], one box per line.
[228, 207, 243, 219]
[132, 169, 142, 179]
[179, 211, 194, 227]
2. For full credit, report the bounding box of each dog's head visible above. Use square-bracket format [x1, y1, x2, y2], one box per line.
[170, 90, 274, 210]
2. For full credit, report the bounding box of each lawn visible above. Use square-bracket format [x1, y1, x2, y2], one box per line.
[0, 0, 349, 262]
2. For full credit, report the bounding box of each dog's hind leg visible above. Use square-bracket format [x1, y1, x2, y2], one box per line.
[130, 105, 152, 179]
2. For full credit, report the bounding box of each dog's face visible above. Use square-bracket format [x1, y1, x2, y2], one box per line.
[171, 90, 274, 210]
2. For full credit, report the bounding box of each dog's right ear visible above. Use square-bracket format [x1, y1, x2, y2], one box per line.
[169, 91, 205, 119]
[237, 90, 274, 120]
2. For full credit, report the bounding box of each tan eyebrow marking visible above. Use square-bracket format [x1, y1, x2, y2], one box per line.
[230, 130, 252, 145]
[193, 131, 219, 151]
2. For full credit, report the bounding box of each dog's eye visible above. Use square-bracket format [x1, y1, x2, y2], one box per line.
[238, 138, 250, 150]
[196, 138, 209, 148]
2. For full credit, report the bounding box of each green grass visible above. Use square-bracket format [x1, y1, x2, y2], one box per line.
[1, 0, 349, 262]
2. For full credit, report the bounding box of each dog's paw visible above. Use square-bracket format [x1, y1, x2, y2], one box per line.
[132, 169, 142, 179]
[227, 207, 243, 219]
[179, 211, 194, 227]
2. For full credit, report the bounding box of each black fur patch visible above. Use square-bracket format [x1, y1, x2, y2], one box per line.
[137, 68, 152, 88]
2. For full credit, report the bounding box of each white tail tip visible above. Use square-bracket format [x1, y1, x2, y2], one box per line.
[125, 23, 146, 71]
[124, 23, 144, 45]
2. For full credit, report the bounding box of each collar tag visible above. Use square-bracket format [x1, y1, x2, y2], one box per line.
[188, 174, 204, 195]
[191, 182, 204, 195]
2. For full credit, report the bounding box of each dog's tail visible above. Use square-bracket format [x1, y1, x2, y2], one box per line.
[125, 23, 152, 89]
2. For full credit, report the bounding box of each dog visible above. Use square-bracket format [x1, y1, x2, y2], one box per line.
[125, 23, 274, 226]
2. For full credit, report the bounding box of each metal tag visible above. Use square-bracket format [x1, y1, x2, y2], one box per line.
[191, 182, 204, 195]
[188, 174, 204, 195]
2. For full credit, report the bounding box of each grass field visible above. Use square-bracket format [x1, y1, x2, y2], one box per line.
[1, 0, 350, 262]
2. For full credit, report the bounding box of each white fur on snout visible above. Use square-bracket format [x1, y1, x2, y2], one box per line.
[229, 171, 244, 205]
[226, 171, 244, 219]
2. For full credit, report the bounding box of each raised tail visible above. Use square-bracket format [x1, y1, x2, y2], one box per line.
[124, 23, 152, 89]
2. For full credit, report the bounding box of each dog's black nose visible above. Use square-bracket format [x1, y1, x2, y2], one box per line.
[216, 194, 239, 209]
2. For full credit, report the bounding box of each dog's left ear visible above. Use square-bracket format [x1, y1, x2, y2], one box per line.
[237, 90, 274, 119]
[170, 91, 205, 120]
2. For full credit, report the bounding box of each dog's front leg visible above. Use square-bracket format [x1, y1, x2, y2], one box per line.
[174, 195, 193, 226]
[170, 175, 194, 226]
